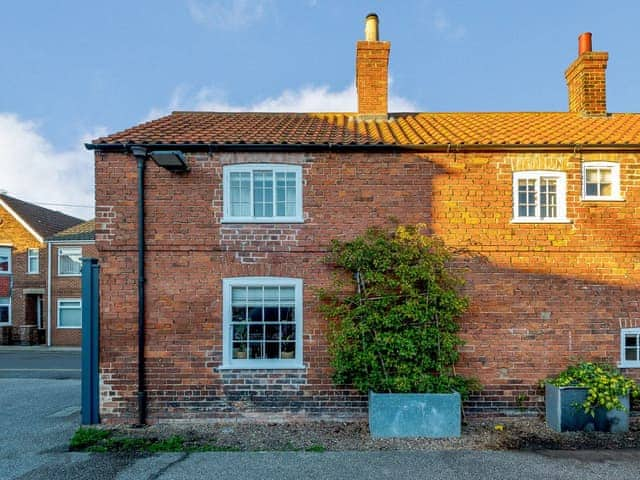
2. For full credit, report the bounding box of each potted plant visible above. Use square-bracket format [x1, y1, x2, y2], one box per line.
[544, 362, 639, 432]
[321, 225, 478, 438]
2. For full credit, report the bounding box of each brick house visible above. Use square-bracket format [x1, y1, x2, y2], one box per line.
[46, 220, 97, 346]
[87, 16, 640, 424]
[0, 193, 84, 345]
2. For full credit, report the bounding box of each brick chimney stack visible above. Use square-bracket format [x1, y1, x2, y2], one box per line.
[565, 32, 608, 115]
[356, 13, 390, 119]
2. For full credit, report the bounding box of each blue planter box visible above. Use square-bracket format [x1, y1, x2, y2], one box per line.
[368, 391, 461, 438]
[545, 383, 629, 433]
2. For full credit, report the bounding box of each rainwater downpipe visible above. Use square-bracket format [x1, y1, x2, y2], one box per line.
[130, 146, 147, 426]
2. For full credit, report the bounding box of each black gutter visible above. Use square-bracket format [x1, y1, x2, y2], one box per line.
[85, 142, 640, 154]
[130, 146, 147, 426]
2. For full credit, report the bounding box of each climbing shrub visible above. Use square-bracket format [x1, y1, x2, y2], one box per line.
[321, 224, 478, 397]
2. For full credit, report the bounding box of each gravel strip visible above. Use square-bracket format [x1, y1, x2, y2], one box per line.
[102, 416, 640, 452]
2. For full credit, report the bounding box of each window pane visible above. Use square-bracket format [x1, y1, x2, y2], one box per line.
[0, 299, 8, 323]
[28, 254, 38, 273]
[227, 282, 298, 362]
[0, 247, 10, 272]
[517, 179, 535, 217]
[540, 178, 557, 218]
[232, 324, 247, 340]
[249, 342, 263, 359]
[600, 169, 612, 183]
[625, 335, 638, 348]
[280, 287, 295, 303]
[59, 249, 82, 275]
[230, 172, 251, 216]
[275, 171, 297, 217]
[231, 286, 247, 303]
[265, 342, 279, 359]
[59, 305, 81, 328]
[253, 171, 273, 217]
[585, 168, 599, 183]
[625, 347, 638, 361]
[586, 183, 598, 196]
[232, 342, 247, 359]
[263, 287, 279, 305]
[600, 183, 612, 196]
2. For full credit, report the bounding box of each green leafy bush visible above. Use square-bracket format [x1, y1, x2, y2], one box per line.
[321, 225, 478, 396]
[547, 362, 640, 416]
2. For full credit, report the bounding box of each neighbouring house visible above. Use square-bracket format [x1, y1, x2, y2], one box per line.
[0, 193, 85, 345]
[46, 219, 97, 346]
[87, 15, 640, 424]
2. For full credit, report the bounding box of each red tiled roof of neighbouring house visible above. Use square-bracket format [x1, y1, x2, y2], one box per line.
[90, 111, 640, 148]
[0, 194, 84, 240]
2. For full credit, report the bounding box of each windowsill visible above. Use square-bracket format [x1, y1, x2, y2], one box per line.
[510, 218, 572, 224]
[58, 274, 81, 277]
[27, 273, 39, 275]
[221, 218, 304, 224]
[218, 362, 306, 370]
[57, 326, 81, 329]
[0, 323, 11, 327]
[618, 362, 640, 369]
[580, 197, 625, 202]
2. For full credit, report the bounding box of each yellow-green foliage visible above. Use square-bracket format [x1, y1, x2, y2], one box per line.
[548, 362, 640, 416]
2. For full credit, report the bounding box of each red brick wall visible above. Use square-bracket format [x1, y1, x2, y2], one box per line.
[95, 149, 640, 423]
[565, 51, 608, 115]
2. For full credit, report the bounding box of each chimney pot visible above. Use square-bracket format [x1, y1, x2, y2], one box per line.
[365, 13, 379, 41]
[578, 32, 592, 55]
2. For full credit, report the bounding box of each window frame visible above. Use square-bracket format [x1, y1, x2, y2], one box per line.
[57, 298, 82, 329]
[222, 164, 304, 223]
[619, 328, 640, 368]
[221, 276, 304, 370]
[0, 246, 11, 274]
[57, 247, 82, 277]
[581, 161, 622, 201]
[512, 170, 569, 223]
[27, 248, 39, 274]
[0, 297, 11, 326]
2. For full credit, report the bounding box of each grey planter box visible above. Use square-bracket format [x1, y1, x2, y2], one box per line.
[545, 383, 629, 433]
[368, 391, 461, 438]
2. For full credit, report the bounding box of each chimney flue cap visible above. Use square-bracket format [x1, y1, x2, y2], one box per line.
[365, 13, 379, 41]
[578, 32, 592, 55]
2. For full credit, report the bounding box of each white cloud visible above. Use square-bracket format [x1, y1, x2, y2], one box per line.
[0, 113, 100, 220]
[147, 82, 419, 118]
[187, 0, 269, 30]
[432, 8, 466, 40]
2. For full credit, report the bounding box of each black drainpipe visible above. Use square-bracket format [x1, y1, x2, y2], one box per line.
[130, 146, 147, 425]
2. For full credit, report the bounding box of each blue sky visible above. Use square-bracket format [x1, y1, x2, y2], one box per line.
[1, 0, 639, 218]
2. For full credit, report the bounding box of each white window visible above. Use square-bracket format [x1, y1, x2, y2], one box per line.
[582, 162, 622, 201]
[57, 299, 82, 329]
[27, 248, 39, 274]
[512, 171, 568, 223]
[0, 297, 10, 325]
[222, 277, 303, 369]
[222, 164, 303, 223]
[620, 328, 640, 368]
[0, 246, 11, 273]
[58, 247, 82, 276]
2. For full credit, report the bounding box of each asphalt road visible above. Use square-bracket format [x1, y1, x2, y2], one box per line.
[2, 348, 640, 479]
[0, 347, 80, 379]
